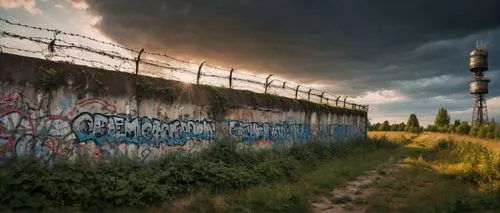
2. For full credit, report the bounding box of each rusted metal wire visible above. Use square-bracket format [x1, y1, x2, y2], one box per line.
[0, 18, 369, 111]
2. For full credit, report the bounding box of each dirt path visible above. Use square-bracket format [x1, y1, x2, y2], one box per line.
[312, 159, 400, 213]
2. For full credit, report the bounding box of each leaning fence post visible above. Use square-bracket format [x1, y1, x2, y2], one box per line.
[335, 96, 340, 106]
[282, 82, 286, 89]
[265, 80, 274, 94]
[295, 85, 301, 99]
[229, 68, 234, 88]
[264, 74, 273, 93]
[307, 89, 312, 101]
[196, 62, 205, 85]
[320, 92, 325, 103]
[343, 96, 348, 108]
[135, 48, 144, 75]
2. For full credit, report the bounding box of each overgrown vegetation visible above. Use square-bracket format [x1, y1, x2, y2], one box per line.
[209, 89, 231, 120]
[37, 66, 63, 91]
[366, 132, 500, 213]
[425, 107, 500, 139]
[370, 106, 500, 139]
[369, 113, 423, 133]
[0, 138, 397, 212]
[6, 131, 500, 213]
[135, 78, 179, 104]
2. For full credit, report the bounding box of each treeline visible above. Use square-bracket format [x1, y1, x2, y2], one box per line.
[369, 107, 500, 139]
[425, 107, 500, 139]
[369, 113, 423, 133]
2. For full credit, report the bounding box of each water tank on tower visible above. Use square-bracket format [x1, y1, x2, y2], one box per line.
[469, 78, 490, 94]
[468, 40, 490, 125]
[469, 40, 488, 73]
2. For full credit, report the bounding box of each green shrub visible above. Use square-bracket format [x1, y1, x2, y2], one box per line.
[455, 122, 471, 135]
[0, 138, 397, 212]
[470, 125, 479, 137]
[432, 139, 499, 185]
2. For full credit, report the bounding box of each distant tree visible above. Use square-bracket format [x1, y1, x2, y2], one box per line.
[448, 124, 456, 133]
[390, 124, 398, 131]
[454, 119, 461, 126]
[374, 122, 381, 131]
[438, 125, 449, 133]
[470, 125, 479, 137]
[478, 124, 489, 138]
[406, 114, 421, 133]
[379, 120, 390, 131]
[455, 121, 471, 135]
[486, 122, 497, 139]
[434, 107, 451, 127]
[496, 122, 500, 139]
[398, 122, 406, 131]
[425, 125, 435, 132]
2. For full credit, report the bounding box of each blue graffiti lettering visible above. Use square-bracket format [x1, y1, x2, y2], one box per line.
[72, 113, 215, 147]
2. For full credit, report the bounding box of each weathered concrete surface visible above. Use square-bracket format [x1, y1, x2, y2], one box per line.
[0, 53, 367, 162]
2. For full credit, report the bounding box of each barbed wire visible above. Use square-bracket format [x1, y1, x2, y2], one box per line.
[0, 18, 368, 111]
[142, 51, 197, 66]
[0, 18, 138, 53]
[0, 44, 43, 55]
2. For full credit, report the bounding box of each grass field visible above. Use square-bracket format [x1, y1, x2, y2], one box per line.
[179, 131, 500, 213]
[370, 131, 500, 154]
[365, 132, 500, 213]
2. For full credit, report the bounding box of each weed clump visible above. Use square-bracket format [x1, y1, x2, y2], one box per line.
[38, 66, 63, 91]
[431, 139, 499, 185]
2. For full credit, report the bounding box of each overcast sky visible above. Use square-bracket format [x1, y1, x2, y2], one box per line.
[1, 0, 499, 125]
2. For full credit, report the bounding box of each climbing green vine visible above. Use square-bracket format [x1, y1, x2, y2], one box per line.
[37, 66, 62, 91]
[210, 89, 231, 120]
[135, 78, 178, 104]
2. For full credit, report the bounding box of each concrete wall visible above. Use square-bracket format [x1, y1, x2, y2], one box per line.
[0, 53, 367, 162]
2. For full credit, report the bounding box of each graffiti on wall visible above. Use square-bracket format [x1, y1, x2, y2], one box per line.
[72, 113, 215, 146]
[0, 85, 366, 161]
[0, 89, 215, 162]
[228, 121, 311, 145]
[0, 90, 75, 160]
[330, 124, 365, 141]
[229, 121, 365, 146]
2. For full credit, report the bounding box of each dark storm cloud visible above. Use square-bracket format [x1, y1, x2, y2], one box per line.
[83, 0, 499, 98]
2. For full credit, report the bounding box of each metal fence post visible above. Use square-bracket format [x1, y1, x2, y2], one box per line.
[196, 62, 205, 85]
[135, 48, 144, 75]
[307, 89, 312, 101]
[265, 80, 274, 94]
[335, 96, 340, 106]
[229, 68, 234, 88]
[264, 74, 273, 93]
[295, 85, 301, 99]
[320, 92, 325, 103]
[282, 82, 286, 89]
[343, 96, 348, 108]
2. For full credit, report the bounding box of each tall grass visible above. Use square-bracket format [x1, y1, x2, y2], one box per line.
[0, 137, 397, 212]
[365, 132, 500, 213]
[431, 139, 500, 185]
